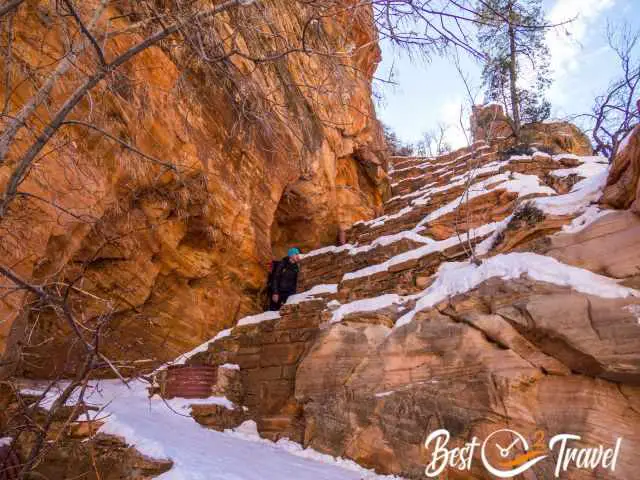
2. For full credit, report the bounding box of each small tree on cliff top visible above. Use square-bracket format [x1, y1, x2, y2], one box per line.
[476, 0, 552, 138]
[383, 124, 414, 156]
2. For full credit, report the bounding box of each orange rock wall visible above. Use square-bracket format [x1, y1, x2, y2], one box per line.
[602, 125, 640, 212]
[471, 104, 593, 155]
[0, 1, 388, 376]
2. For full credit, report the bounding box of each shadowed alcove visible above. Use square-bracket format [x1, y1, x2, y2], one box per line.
[270, 179, 337, 259]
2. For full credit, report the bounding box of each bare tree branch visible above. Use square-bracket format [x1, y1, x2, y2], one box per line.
[0, 0, 24, 18]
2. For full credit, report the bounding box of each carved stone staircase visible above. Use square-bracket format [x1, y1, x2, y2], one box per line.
[185, 138, 591, 441]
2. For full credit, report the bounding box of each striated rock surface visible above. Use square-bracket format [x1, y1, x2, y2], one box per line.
[471, 103, 593, 155]
[0, 1, 389, 377]
[602, 125, 640, 212]
[186, 125, 640, 479]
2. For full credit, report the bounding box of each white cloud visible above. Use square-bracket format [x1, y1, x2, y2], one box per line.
[439, 98, 471, 149]
[546, 0, 616, 101]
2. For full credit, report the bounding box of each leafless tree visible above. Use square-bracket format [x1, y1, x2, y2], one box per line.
[591, 22, 640, 162]
[417, 122, 452, 157]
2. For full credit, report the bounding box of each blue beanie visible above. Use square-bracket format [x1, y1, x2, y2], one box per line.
[288, 247, 301, 257]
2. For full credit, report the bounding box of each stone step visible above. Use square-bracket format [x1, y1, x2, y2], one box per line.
[391, 156, 430, 170]
[186, 299, 327, 441]
[351, 174, 506, 244]
[390, 163, 432, 182]
[298, 237, 427, 291]
[336, 238, 486, 303]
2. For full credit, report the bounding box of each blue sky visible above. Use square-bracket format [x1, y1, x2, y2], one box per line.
[375, 0, 640, 148]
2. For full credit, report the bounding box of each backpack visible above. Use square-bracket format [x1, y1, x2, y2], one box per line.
[267, 260, 281, 291]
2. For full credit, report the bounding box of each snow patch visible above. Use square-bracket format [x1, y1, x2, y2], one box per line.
[300, 243, 352, 259]
[561, 206, 612, 234]
[417, 172, 554, 228]
[155, 341, 215, 372]
[327, 300, 341, 310]
[374, 391, 395, 398]
[474, 215, 513, 256]
[219, 363, 240, 371]
[212, 328, 232, 341]
[286, 284, 338, 304]
[29, 380, 401, 479]
[550, 156, 608, 179]
[330, 294, 403, 324]
[395, 253, 639, 329]
[343, 223, 499, 281]
[534, 169, 609, 216]
[226, 420, 402, 479]
[237, 310, 280, 327]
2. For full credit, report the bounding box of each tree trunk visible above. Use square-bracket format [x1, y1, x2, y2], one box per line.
[507, 3, 521, 139]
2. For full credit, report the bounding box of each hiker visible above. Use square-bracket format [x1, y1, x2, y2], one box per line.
[269, 247, 301, 310]
[265, 259, 277, 310]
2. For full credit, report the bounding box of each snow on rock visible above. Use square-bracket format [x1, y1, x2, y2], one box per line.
[363, 230, 432, 249]
[560, 205, 613, 234]
[300, 243, 352, 259]
[327, 300, 341, 310]
[212, 328, 233, 342]
[399, 160, 508, 210]
[395, 253, 640, 329]
[533, 169, 609, 216]
[25, 380, 401, 479]
[330, 294, 403, 324]
[417, 172, 554, 228]
[550, 156, 608, 179]
[386, 182, 438, 203]
[155, 341, 217, 372]
[392, 161, 430, 174]
[374, 391, 395, 398]
[286, 284, 338, 305]
[178, 395, 237, 411]
[155, 311, 282, 373]
[0, 437, 12, 447]
[473, 157, 610, 253]
[219, 363, 240, 371]
[301, 230, 433, 261]
[474, 214, 513, 256]
[226, 421, 401, 479]
[155, 326, 239, 373]
[343, 223, 499, 281]
[368, 205, 414, 228]
[237, 310, 281, 327]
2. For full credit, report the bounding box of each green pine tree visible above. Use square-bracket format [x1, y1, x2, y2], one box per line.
[476, 0, 552, 138]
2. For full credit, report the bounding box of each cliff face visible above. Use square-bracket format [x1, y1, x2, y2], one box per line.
[183, 118, 640, 479]
[0, 1, 389, 376]
[602, 125, 640, 212]
[471, 103, 593, 155]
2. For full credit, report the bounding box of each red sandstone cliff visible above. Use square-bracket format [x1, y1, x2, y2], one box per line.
[0, 0, 389, 377]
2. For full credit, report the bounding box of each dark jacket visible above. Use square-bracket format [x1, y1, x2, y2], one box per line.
[271, 257, 299, 294]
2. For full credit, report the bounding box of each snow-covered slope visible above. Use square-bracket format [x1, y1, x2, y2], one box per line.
[15, 138, 640, 480]
[22, 380, 400, 480]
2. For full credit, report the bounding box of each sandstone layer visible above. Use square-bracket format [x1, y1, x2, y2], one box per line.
[0, 1, 389, 377]
[471, 103, 593, 155]
[186, 122, 640, 479]
[602, 125, 640, 213]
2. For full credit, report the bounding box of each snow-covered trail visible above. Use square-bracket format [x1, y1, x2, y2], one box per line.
[31, 380, 400, 480]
